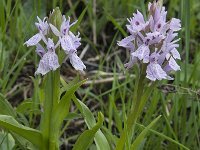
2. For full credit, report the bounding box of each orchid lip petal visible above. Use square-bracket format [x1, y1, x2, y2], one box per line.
[35, 51, 60, 75]
[69, 52, 86, 71]
[168, 57, 181, 71]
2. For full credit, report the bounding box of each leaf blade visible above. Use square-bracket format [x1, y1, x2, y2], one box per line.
[0, 115, 42, 149]
[72, 96, 111, 150]
[73, 112, 104, 150]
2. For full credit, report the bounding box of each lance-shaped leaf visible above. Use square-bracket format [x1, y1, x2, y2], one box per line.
[0, 94, 16, 117]
[0, 115, 42, 149]
[73, 112, 104, 150]
[52, 78, 87, 133]
[131, 115, 161, 149]
[72, 96, 111, 150]
[70, 5, 88, 32]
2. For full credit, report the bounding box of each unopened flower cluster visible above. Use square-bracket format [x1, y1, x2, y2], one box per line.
[118, 1, 181, 81]
[24, 15, 86, 75]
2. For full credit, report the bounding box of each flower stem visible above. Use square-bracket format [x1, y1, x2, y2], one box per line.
[40, 72, 54, 150]
[40, 69, 60, 150]
[116, 64, 146, 150]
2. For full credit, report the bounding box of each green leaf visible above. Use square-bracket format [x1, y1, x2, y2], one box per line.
[60, 76, 80, 92]
[0, 115, 42, 149]
[73, 112, 104, 150]
[64, 112, 81, 121]
[11, 133, 36, 150]
[70, 5, 88, 32]
[106, 14, 127, 37]
[72, 96, 111, 150]
[0, 132, 15, 150]
[1, 48, 32, 93]
[0, 94, 16, 117]
[53, 79, 87, 134]
[0, 0, 5, 30]
[16, 100, 41, 115]
[136, 123, 190, 150]
[131, 115, 161, 149]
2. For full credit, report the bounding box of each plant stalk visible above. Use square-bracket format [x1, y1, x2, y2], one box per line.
[116, 64, 146, 150]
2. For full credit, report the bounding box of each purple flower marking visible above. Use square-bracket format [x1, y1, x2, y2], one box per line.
[35, 38, 60, 75]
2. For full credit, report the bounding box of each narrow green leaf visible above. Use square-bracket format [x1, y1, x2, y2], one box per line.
[0, 115, 42, 149]
[131, 115, 161, 149]
[64, 113, 81, 121]
[70, 5, 88, 32]
[73, 112, 104, 150]
[53, 79, 87, 133]
[16, 100, 41, 115]
[0, 0, 5, 30]
[60, 76, 84, 94]
[106, 14, 127, 37]
[136, 123, 190, 150]
[72, 96, 111, 150]
[66, 1, 80, 17]
[2, 48, 32, 93]
[0, 94, 16, 117]
[11, 132, 36, 150]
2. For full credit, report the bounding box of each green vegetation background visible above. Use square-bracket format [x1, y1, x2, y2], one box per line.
[0, 0, 200, 149]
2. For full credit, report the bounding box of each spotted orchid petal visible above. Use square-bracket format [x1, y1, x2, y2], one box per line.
[24, 33, 42, 47]
[146, 63, 167, 81]
[69, 52, 86, 71]
[35, 59, 50, 76]
[117, 35, 135, 50]
[145, 31, 165, 45]
[60, 31, 81, 53]
[136, 44, 150, 63]
[35, 51, 60, 75]
[60, 36, 76, 53]
[165, 30, 178, 43]
[168, 57, 180, 71]
[171, 48, 181, 60]
[170, 18, 181, 31]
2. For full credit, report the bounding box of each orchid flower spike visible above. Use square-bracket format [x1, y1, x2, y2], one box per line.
[24, 10, 86, 76]
[118, 0, 181, 81]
